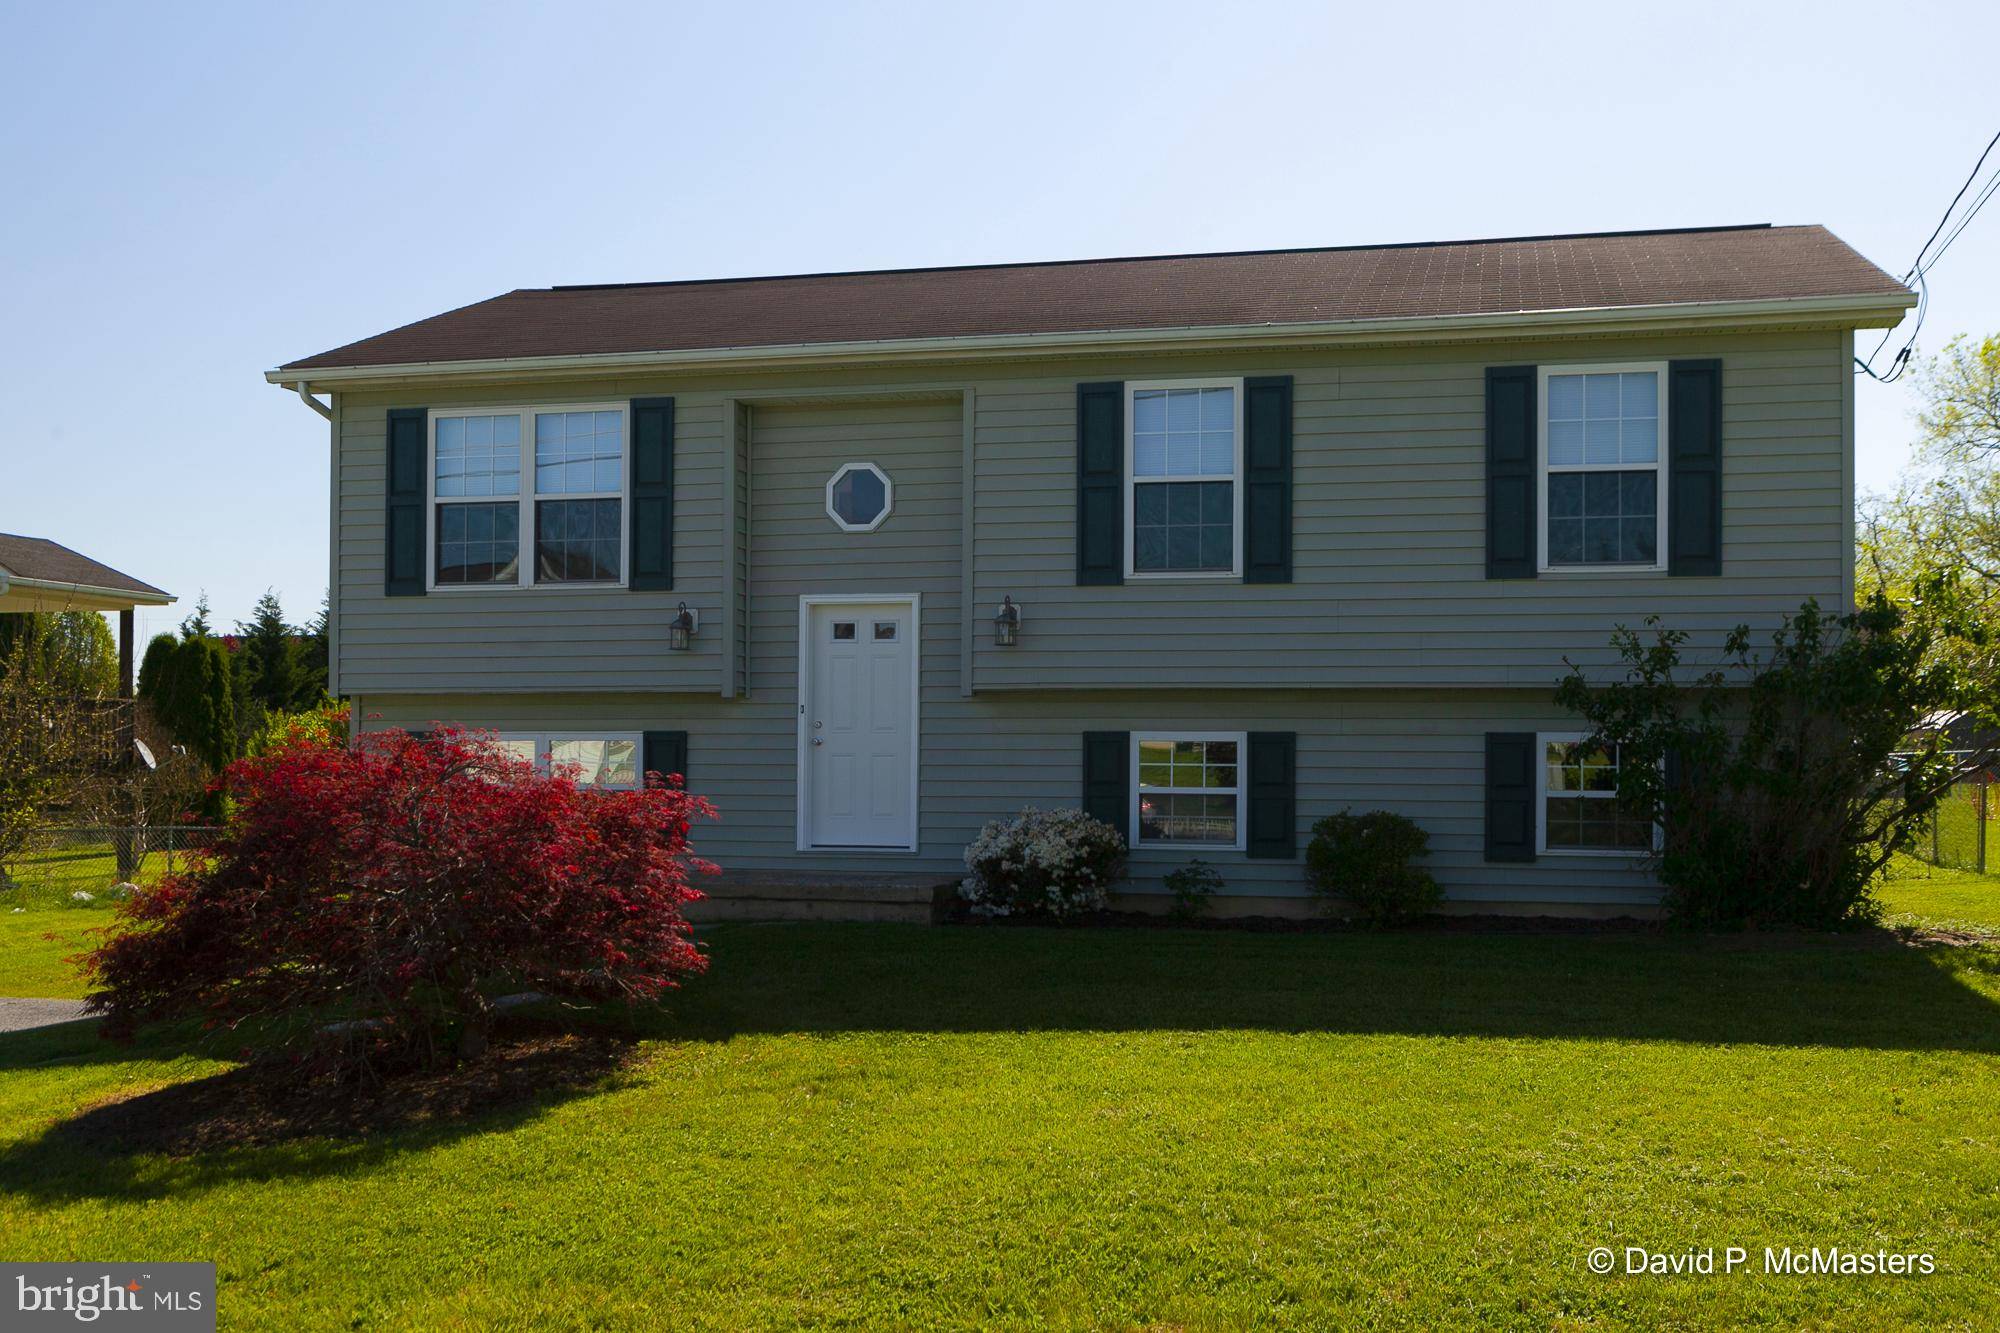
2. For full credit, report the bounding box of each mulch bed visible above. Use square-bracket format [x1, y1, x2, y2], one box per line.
[942, 903, 1986, 948]
[51, 1018, 640, 1156]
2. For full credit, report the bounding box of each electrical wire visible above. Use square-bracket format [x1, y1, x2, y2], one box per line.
[1856, 127, 2000, 382]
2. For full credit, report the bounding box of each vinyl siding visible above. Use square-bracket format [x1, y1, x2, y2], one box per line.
[330, 327, 1847, 698]
[966, 329, 1849, 689]
[359, 688, 1659, 908]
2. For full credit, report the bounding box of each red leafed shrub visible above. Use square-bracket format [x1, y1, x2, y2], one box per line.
[84, 727, 715, 1069]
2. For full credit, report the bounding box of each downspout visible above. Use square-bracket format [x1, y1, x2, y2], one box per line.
[294, 380, 333, 420]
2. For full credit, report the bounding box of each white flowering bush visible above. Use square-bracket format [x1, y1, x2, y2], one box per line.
[960, 807, 1127, 918]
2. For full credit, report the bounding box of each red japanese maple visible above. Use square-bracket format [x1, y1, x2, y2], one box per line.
[85, 727, 714, 1067]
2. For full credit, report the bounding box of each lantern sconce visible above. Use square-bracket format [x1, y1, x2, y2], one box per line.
[993, 595, 1022, 647]
[669, 602, 700, 651]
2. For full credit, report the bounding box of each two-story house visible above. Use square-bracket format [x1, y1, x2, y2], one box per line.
[268, 224, 1912, 918]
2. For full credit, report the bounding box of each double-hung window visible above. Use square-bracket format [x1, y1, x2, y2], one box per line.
[1537, 732, 1656, 854]
[1539, 364, 1667, 572]
[1132, 731, 1246, 850]
[1127, 379, 1243, 578]
[431, 404, 627, 589]
[490, 732, 642, 788]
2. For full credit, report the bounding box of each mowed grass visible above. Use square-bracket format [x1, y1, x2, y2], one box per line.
[1878, 854, 2000, 934]
[0, 906, 110, 999]
[1, 921, 1998, 1329]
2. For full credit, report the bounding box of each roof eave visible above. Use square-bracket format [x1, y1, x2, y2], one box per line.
[0, 573, 176, 613]
[268, 292, 1916, 389]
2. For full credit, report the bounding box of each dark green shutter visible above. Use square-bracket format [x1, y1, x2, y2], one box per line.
[1076, 382, 1124, 585]
[1668, 360, 1722, 577]
[1082, 731, 1130, 836]
[643, 730, 689, 785]
[1485, 367, 1536, 580]
[1243, 376, 1293, 584]
[630, 397, 675, 590]
[1485, 732, 1536, 862]
[385, 408, 427, 597]
[1245, 731, 1297, 858]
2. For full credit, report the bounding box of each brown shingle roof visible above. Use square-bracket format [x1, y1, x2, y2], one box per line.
[280, 224, 1908, 372]
[0, 534, 170, 600]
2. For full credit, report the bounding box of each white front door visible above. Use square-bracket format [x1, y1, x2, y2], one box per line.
[802, 599, 917, 848]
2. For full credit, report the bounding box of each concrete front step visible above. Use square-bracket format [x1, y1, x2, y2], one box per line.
[688, 869, 952, 924]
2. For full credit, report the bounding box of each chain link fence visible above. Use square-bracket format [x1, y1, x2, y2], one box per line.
[1917, 778, 1998, 873]
[2, 824, 221, 906]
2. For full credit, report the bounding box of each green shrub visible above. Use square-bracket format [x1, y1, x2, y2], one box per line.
[1305, 809, 1441, 925]
[1554, 591, 1989, 928]
[1163, 859, 1222, 922]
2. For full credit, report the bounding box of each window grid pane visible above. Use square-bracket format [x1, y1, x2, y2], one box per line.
[535, 410, 625, 495]
[535, 498, 622, 582]
[1134, 480, 1233, 572]
[1547, 471, 1657, 566]
[1543, 740, 1652, 850]
[1546, 371, 1659, 467]
[1133, 386, 1235, 478]
[435, 501, 520, 585]
[1137, 738, 1241, 844]
[435, 414, 521, 498]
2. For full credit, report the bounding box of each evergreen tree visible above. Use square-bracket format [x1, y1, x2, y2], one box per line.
[237, 590, 307, 712]
[136, 632, 177, 700]
[301, 590, 330, 700]
[179, 591, 213, 639]
[190, 636, 238, 772]
[138, 630, 240, 772]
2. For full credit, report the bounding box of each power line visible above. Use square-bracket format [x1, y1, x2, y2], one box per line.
[1903, 128, 2000, 283]
[1856, 126, 2000, 383]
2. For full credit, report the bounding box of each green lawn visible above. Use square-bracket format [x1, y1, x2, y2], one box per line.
[0, 906, 109, 999]
[1, 919, 1998, 1329]
[1877, 854, 2000, 934]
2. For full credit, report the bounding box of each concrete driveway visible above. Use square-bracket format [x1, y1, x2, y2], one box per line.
[0, 998, 92, 1032]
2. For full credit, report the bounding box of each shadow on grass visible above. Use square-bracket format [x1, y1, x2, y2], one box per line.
[3, 924, 1995, 1206]
[0, 1017, 640, 1205]
[640, 922, 2000, 1056]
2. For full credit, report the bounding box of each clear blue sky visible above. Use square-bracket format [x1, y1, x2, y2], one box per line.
[5, 0, 1996, 644]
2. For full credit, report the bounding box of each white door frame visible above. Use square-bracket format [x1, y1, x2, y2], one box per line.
[795, 593, 921, 851]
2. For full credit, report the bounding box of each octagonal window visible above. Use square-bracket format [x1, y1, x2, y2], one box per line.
[826, 462, 893, 532]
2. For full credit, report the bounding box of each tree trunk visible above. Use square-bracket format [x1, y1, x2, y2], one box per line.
[455, 987, 493, 1062]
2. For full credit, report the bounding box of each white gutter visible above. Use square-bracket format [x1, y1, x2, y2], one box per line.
[0, 575, 175, 607]
[265, 292, 1915, 389]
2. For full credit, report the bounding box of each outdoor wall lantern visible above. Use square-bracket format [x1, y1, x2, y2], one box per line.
[670, 602, 700, 651]
[993, 595, 1022, 647]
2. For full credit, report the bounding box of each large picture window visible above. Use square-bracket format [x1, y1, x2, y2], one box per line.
[1539, 364, 1667, 572]
[1537, 732, 1656, 854]
[430, 405, 627, 589]
[1126, 379, 1243, 578]
[1132, 731, 1246, 850]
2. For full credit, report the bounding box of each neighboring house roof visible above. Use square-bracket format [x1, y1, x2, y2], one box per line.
[0, 533, 174, 610]
[277, 223, 1911, 375]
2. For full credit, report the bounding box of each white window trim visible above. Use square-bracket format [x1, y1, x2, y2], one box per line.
[492, 731, 644, 789]
[427, 402, 631, 592]
[824, 461, 895, 533]
[1536, 362, 1669, 575]
[1534, 730, 1662, 857]
[1130, 729, 1248, 852]
[1123, 377, 1245, 581]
